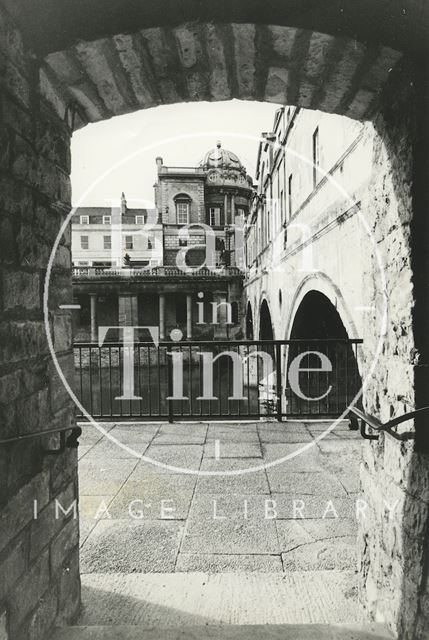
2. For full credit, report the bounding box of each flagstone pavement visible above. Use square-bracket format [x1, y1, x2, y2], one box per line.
[78, 420, 363, 574]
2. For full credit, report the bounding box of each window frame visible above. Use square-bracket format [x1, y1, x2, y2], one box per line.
[103, 215, 111, 225]
[80, 235, 89, 250]
[79, 215, 89, 225]
[176, 200, 190, 225]
[103, 235, 111, 250]
[135, 215, 145, 225]
[125, 235, 134, 250]
[209, 206, 221, 227]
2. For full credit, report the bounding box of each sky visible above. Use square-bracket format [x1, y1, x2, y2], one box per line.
[71, 100, 280, 207]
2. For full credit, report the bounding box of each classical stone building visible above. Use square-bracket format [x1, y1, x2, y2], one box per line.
[72, 143, 253, 341]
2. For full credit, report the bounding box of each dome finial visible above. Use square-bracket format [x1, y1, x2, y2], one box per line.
[216, 140, 222, 149]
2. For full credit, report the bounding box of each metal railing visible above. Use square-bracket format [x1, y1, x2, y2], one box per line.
[349, 405, 427, 441]
[73, 338, 363, 421]
[72, 266, 244, 279]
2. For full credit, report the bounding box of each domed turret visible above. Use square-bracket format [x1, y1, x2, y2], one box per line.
[200, 141, 245, 173]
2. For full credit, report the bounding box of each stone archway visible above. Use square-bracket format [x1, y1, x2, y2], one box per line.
[286, 290, 362, 415]
[1, 2, 429, 639]
[259, 298, 274, 341]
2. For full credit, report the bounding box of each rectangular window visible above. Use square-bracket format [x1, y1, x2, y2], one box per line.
[103, 235, 111, 250]
[288, 174, 293, 219]
[80, 215, 89, 225]
[209, 206, 221, 226]
[147, 237, 153, 249]
[103, 215, 111, 225]
[312, 127, 320, 188]
[125, 235, 133, 250]
[135, 215, 145, 225]
[176, 202, 189, 225]
[80, 235, 89, 250]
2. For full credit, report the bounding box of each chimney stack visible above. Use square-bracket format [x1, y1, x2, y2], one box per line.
[156, 157, 163, 171]
[121, 192, 127, 215]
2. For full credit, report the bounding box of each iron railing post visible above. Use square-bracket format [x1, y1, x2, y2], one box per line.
[276, 342, 282, 421]
[167, 348, 174, 423]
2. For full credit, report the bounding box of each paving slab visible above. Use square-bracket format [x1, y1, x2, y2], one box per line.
[78, 458, 138, 495]
[261, 443, 324, 471]
[305, 420, 352, 432]
[138, 445, 204, 473]
[181, 494, 279, 554]
[107, 478, 195, 520]
[84, 440, 149, 459]
[271, 493, 356, 520]
[108, 424, 161, 443]
[197, 459, 270, 495]
[77, 571, 365, 626]
[78, 445, 93, 460]
[258, 424, 313, 444]
[78, 422, 116, 445]
[175, 553, 283, 572]
[80, 520, 184, 573]
[276, 518, 357, 553]
[281, 538, 357, 571]
[152, 423, 208, 445]
[270, 494, 357, 520]
[203, 442, 263, 459]
[206, 424, 260, 443]
[266, 470, 349, 497]
[80, 495, 116, 519]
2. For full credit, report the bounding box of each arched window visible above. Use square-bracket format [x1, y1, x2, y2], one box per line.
[174, 194, 191, 225]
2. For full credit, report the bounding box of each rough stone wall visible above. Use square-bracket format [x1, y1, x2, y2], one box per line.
[358, 60, 429, 640]
[0, 4, 80, 639]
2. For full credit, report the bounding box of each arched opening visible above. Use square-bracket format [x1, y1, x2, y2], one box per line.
[245, 301, 254, 339]
[286, 291, 362, 416]
[259, 299, 274, 341]
[2, 4, 429, 639]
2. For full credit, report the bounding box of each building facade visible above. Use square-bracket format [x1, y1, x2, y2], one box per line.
[72, 143, 253, 342]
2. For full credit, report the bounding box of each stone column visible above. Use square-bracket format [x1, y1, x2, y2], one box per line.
[186, 293, 192, 339]
[90, 293, 97, 342]
[231, 193, 235, 224]
[224, 193, 228, 225]
[159, 293, 166, 341]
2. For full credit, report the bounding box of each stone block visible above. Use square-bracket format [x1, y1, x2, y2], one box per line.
[0, 92, 32, 140]
[49, 442, 77, 495]
[0, 471, 49, 555]
[8, 550, 50, 631]
[50, 516, 79, 575]
[53, 313, 73, 353]
[30, 481, 77, 561]
[48, 353, 75, 414]
[0, 50, 30, 107]
[26, 585, 58, 640]
[55, 548, 81, 625]
[0, 533, 28, 602]
[0, 320, 48, 365]
[2, 269, 40, 312]
[0, 4, 25, 66]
